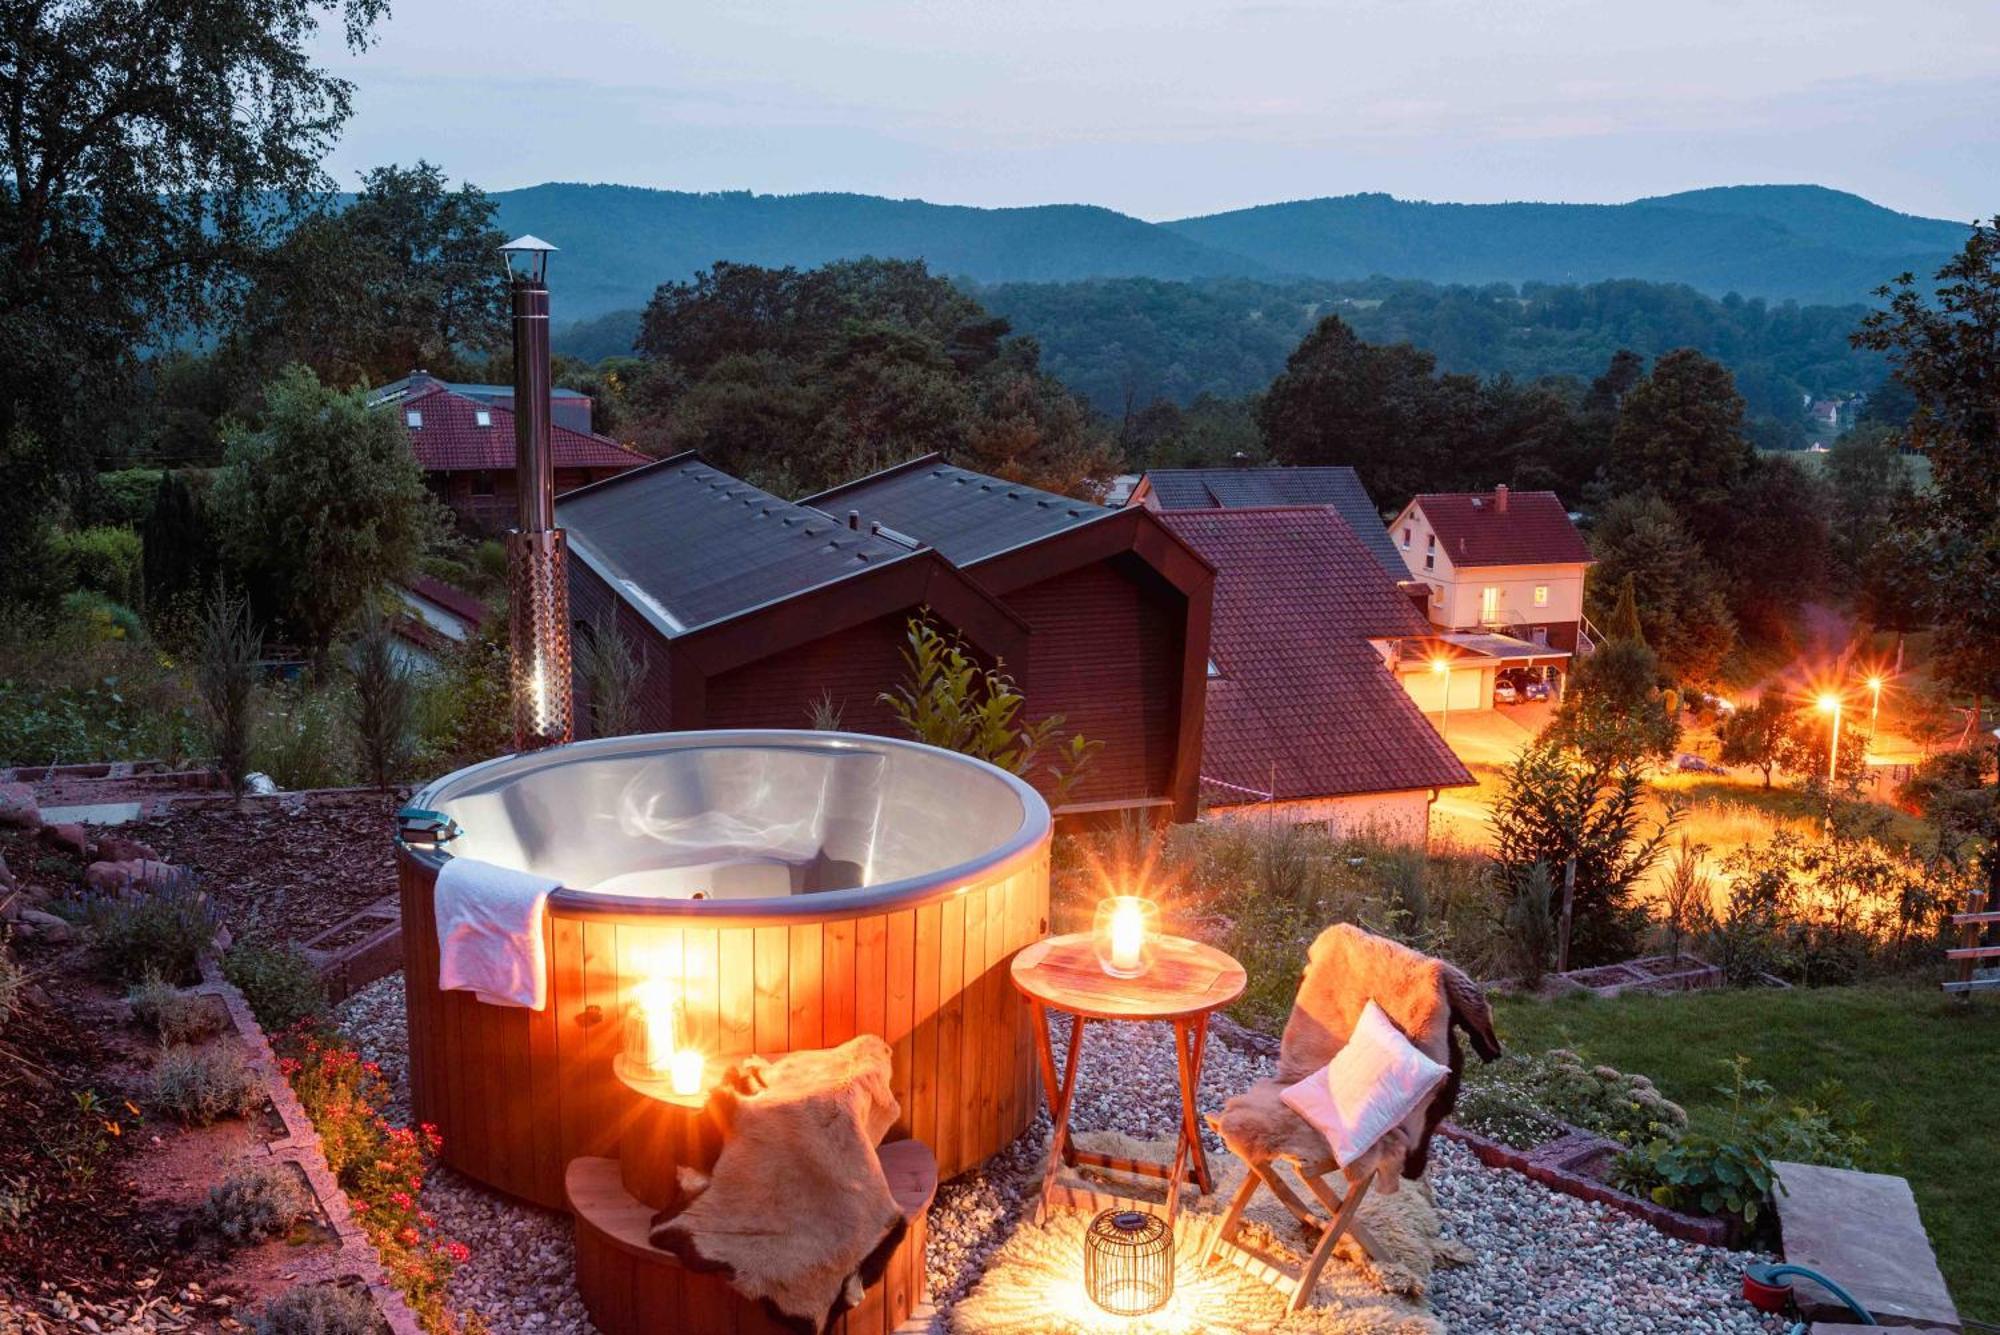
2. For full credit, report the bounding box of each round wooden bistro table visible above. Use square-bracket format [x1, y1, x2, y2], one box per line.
[1010, 931, 1247, 1223]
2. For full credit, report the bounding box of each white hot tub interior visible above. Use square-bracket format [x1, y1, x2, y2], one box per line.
[427, 735, 1035, 900]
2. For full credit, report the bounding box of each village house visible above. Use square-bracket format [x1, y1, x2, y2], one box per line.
[371, 372, 647, 532]
[1158, 505, 1473, 838]
[558, 452, 1214, 823]
[1385, 486, 1593, 712]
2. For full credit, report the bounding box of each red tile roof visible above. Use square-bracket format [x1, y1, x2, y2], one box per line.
[1159, 507, 1472, 803]
[396, 385, 647, 474]
[1410, 489, 1591, 568]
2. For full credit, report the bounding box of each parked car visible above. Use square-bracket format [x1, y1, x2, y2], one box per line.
[1676, 753, 1729, 775]
[1493, 679, 1519, 705]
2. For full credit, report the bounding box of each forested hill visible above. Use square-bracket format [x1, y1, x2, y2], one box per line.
[1163, 187, 1963, 307]
[500, 182, 1967, 321]
[490, 184, 1265, 321]
[556, 273, 1888, 438]
[973, 275, 1885, 430]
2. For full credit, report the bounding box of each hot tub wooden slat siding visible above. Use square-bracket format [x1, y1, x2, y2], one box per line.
[401, 846, 1051, 1210]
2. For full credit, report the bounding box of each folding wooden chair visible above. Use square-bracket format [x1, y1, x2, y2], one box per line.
[1204, 924, 1500, 1312]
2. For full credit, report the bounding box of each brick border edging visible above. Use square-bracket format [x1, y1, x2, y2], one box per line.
[197, 957, 427, 1335]
[1439, 1120, 1733, 1247]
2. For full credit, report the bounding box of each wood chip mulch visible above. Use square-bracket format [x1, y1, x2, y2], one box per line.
[123, 791, 407, 947]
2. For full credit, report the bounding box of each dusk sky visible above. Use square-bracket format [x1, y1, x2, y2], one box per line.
[312, 0, 2000, 222]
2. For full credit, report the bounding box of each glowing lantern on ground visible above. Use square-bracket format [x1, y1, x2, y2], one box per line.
[1083, 1209, 1173, 1316]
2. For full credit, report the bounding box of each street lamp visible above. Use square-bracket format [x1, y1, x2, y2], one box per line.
[1815, 692, 1841, 793]
[1432, 655, 1452, 742]
[500, 234, 572, 752]
[1864, 675, 1884, 751]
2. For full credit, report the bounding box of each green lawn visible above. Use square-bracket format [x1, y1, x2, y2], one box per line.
[1492, 983, 2000, 1322]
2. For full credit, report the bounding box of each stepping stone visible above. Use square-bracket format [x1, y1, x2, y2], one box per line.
[41, 801, 143, 826]
[1774, 1160, 1960, 1331]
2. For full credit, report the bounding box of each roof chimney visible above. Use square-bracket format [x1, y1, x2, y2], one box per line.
[1494, 484, 1509, 514]
[847, 509, 861, 530]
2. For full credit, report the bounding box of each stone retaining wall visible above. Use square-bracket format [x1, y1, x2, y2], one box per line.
[197, 957, 426, 1335]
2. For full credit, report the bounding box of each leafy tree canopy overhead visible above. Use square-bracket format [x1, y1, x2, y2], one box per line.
[1853, 217, 2000, 699]
[1, 0, 385, 588]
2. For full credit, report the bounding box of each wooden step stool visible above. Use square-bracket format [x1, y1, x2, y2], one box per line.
[566, 1139, 938, 1335]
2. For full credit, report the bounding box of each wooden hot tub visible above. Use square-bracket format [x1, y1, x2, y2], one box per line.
[396, 730, 1052, 1210]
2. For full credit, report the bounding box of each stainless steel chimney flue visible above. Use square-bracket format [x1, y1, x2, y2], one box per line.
[500, 234, 572, 752]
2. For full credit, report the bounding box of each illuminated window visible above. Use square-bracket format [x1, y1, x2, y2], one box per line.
[405, 410, 423, 428]
[1424, 533, 1435, 571]
[1480, 586, 1499, 621]
[1533, 585, 1549, 607]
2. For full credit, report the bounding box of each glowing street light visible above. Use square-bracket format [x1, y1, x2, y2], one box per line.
[1864, 674, 1884, 750]
[1815, 692, 1842, 792]
[1432, 654, 1452, 742]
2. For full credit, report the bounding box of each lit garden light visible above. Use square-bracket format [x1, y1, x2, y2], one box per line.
[1083, 1208, 1173, 1317]
[500, 233, 573, 752]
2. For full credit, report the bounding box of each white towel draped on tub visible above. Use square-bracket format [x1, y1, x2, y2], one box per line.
[434, 856, 561, 1010]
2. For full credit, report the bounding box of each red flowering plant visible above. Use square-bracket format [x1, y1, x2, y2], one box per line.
[275, 1023, 485, 1334]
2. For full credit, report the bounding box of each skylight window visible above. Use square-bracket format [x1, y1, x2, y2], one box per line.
[405, 410, 423, 428]
[474, 409, 492, 427]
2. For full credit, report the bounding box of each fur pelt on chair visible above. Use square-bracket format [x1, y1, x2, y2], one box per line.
[1215, 925, 1501, 1193]
[649, 1035, 905, 1334]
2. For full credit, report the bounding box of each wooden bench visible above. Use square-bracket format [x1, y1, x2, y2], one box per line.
[566, 1140, 938, 1335]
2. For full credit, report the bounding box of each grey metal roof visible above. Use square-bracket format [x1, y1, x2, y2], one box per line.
[801, 455, 1112, 566]
[1139, 466, 1405, 580]
[556, 455, 919, 636]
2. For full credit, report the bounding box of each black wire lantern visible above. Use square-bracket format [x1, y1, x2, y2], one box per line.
[1084, 1209, 1173, 1316]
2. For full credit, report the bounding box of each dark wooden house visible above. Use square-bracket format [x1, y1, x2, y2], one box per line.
[559, 453, 1213, 822]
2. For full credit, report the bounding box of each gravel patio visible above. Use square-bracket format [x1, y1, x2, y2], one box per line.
[338, 974, 1780, 1334]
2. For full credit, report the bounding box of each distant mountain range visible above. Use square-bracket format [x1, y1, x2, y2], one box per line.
[493, 182, 1970, 325]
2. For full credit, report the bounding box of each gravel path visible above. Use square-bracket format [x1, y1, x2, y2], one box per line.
[335, 976, 1777, 1333]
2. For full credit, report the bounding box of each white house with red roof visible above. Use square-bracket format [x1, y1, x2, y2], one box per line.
[371, 373, 648, 533]
[1386, 485, 1594, 713]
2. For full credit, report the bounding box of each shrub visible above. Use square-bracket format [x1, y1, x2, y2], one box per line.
[204, 1163, 315, 1246]
[197, 584, 263, 795]
[575, 611, 646, 738]
[880, 615, 1100, 804]
[1502, 860, 1556, 988]
[252, 1284, 382, 1335]
[151, 1044, 265, 1125]
[254, 680, 355, 790]
[83, 875, 220, 985]
[127, 971, 227, 1044]
[1656, 833, 1717, 962]
[61, 588, 146, 642]
[224, 942, 328, 1034]
[0, 614, 203, 766]
[92, 469, 168, 526]
[275, 1026, 473, 1329]
[52, 525, 145, 608]
[1491, 737, 1673, 967]
[345, 606, 416, 788]
[1459, 1048, 1689, 1149]
[1611, 1056, 1867, 1236]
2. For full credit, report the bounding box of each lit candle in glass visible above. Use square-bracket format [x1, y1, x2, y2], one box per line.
[668, 1048, 705, 1097]
[1092, 895, 1160, 978]
[631, 978, 675, 1075]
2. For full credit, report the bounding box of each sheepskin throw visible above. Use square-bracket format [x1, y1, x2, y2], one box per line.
[649, 1035, 904, 1334]
[1216, 924, 1500, 1191]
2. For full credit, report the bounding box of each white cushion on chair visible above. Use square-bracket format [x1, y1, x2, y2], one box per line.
[1279, 1000, 1448, 1169]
